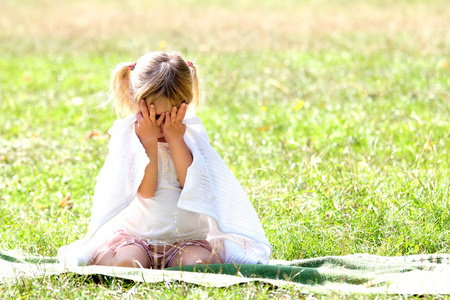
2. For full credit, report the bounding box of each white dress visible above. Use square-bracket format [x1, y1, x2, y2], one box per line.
[58, 115, 272, 266]
[123, 142, 210, 244]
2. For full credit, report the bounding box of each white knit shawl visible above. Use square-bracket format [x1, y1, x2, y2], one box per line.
[58, 115, 272, 267]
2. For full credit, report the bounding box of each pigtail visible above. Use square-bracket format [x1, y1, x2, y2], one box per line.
[189, 64, 201, 111]
[110, 62, 134, 116]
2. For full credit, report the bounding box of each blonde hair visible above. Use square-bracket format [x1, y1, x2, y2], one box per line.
[110, 51, 200, 117]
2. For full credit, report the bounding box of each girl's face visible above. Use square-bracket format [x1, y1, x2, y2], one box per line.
[151, 98, 171, 140]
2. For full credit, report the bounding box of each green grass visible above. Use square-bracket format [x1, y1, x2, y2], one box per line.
[1, 0, 449, 298]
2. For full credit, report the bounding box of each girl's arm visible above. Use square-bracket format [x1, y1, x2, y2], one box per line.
[135, 100, 165, 198]
[163, 103, 193, 187]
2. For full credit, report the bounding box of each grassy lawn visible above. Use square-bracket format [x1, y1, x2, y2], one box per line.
[1, 0, 449, 298]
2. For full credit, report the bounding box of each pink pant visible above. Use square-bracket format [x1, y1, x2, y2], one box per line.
[90, 229, 212, 269]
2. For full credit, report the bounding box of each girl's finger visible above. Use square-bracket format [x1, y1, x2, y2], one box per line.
[176, 103, 187, 123]
[156, 113, 166, 126]
[141, 100, 150, 121]
[149, 103, 157, 122]
[165, 110, 171, 124]
[171, 106, 177, 123]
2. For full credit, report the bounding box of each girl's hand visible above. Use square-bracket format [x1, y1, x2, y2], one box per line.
[163, 103, 192, 187]
[163, 103, 188, 144]
[135, 100, 165, 146]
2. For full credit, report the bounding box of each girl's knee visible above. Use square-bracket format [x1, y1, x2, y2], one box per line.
[91, 250, 115, 266]
[208, 251, 223, 264]
[115, 245, 150, 268]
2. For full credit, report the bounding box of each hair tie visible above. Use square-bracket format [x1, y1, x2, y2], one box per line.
[128, 62, 137, 71]
[187, 61, 193, 67]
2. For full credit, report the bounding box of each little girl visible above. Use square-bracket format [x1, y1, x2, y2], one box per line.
[58, 51, 272, 268]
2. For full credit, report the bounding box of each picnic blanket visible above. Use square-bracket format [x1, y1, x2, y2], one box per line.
[2, 250, 450, 295]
